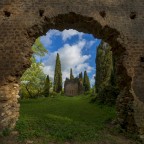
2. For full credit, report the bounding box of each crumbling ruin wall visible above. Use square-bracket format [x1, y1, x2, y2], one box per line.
[64, 82, 79, 96]
[64, 78, 83, 96]
[0, 0, 144, 135]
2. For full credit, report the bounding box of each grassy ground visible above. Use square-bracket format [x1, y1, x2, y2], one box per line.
[3, 95, 140, 144]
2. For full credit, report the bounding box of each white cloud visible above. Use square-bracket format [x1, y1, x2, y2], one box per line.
[42, 40, 94, 84]
[40, 30, 60, 48]
[61, 29, 84, 41]
[75, 63, 94, 73]
[88, 40, 95, 48]
[40, 29, 84, 48]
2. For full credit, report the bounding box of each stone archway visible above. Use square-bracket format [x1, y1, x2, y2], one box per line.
[0, 0, 144, 135]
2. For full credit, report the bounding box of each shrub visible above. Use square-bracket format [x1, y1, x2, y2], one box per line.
[49, 91, 58, 97]
[97, 85, 120, 106]
[84, 91, 91, 96]
[61, 90, 65, 96]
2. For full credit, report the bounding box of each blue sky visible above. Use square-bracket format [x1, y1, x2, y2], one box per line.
[37, 29, 101, 86]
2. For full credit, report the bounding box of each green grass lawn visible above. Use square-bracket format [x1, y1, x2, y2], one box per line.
[16, 95, 117, 143]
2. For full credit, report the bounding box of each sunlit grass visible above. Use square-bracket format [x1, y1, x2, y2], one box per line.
[16, 95, 116, 143]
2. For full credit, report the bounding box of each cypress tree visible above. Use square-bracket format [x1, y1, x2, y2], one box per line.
[83, 71, 90, 91]
[44, 75, 50, 97]
[70, 68, 74, 80]
[95, 41, 113, 93]
[53, 53, 62, 93]
[79, 72, 83, 80]
[95, 41, 119, 105]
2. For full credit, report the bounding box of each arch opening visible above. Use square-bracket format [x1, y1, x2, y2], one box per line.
[18, 28, 120, 143]
[0, 12, 141, 142]
[25, 13, 136, 132]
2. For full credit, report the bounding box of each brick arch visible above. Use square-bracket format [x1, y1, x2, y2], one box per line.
[0, 0, 144, 135]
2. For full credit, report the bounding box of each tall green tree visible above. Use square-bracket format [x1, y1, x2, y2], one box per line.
[53, 53, 62, 93]
[95, 41, 119, 105]
[95, 41, 113, 93]
[20, 38, 48, 98]
[20, 59, 46, 98]
[70, 68, 74, 80]
[83, 71, 90, 91]
[44, 75, 51, 97]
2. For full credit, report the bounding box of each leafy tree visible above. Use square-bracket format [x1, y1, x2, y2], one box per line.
[53, 53, 62, 93]
[20, 60, 46, 98]
[95, 41, 113, 93]
[95, 41, 120, 105]
[70, 68, 74, 80]
[44, 75, 51, 97]
[83, 71, 90, 91]
[32, 37, 48, 57]
[20, 38, 48, 98]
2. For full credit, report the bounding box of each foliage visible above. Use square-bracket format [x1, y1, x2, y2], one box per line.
[20, 61, 46, 98]
[95, 41, 113, 93]
[60, 89, 65, 96]
[49, 91, 58, 97]
[97, 85, 120, 106]
[86, 86, 96, 97]
[83, 71, 90, 92]
[84, 91, 92, 96]
[95, 41, 120, 105]
[32, 37, 48, 57]
[43, 75, 52, 97]
[70, 68, 74, 80]
[53, 53, 62, 93]
[79, 72, 83, 83]
[16, 95, 116, 143]
[20, 38, 48, 99]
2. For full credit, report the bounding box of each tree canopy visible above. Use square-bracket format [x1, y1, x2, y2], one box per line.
[95, 41, 120, 105]
[53, 53, 62, 93]
[44, 75, 52, 97]
[20, 38, 48, 98]
[95, 41, 113, 93]
[32, 37, 48, 57]
[83, 71, 90, 91]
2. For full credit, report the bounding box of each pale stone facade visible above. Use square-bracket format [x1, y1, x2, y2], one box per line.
[0, 0, 144, 135]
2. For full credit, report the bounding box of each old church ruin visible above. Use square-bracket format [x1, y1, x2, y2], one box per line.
[0, 0, 144, 137]
[64, 78, 83, 96]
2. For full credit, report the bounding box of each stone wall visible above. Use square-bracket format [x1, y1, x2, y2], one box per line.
[64, 78, 83, 96]
[64, 83, 79, 96]
[0, 83, 20, 131]
[0, 0, 144, 135]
